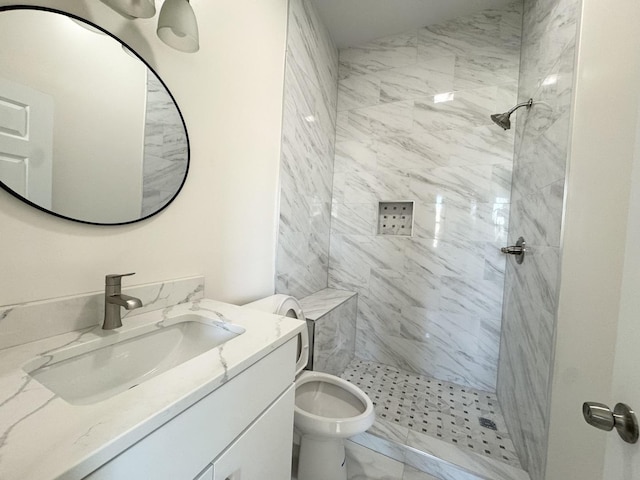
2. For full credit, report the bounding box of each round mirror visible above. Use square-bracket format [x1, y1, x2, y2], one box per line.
[0, 6, 189, 225]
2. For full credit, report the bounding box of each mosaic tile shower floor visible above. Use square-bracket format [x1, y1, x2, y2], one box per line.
[341, 359, 522, 469]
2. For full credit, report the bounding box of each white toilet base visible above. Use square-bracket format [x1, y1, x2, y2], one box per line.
[297, 434, 347, 480]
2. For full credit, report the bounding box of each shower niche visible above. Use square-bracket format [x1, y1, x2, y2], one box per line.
[377, 201, 413, 236]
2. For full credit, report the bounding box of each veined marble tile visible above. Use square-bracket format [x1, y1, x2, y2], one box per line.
[276, 227, 309, 270]
[376, 57, 455, 104]
[405, 430, 529, 480]
[338, 73, 381, 111]
[509, 180, 564, 247]
[366, 267, 418, 306]
[413, 87, 499, 132]
[513, 112, 569, 198]
[299, 288, 356, 320]
[356, 293, 404, 339]
[283, 52, 318, 122]
[436, 202, 510, 244]
[341, 168, 411, 204]
[453, 53, 520, 91]
[354, 329, 497, 391]
[418, 5, 521, 61]
[519, 0, 579, 97]
[350, 420, 409, 464]
[277, 0, 338, 300]
[287, 0, 338, 105]
[408, 164, 512, 205]
[498, 284, 556, 476]
[334, 139, 378, 174]
[484, 242, 508, 282]
[331, 203, 378, 236]
[393, 269, 442, 315]
[340, 31, 418, 76]
[403, 239, 487, 279]
[439, 275, 503, 318]
[345, 441, 405, 480]
[411, 202, 446, 240]
[311, 295, 357, 376]
[348, 100, 415, 138]
[375, 130, 454, 172]
[497, 1, 578, 478]
[399, 307, 482, 356]
[329, 234, 412, 286]
[447, 125, 516, 167]
[505, 245, 560, 319]
[142, 71, 188, 216]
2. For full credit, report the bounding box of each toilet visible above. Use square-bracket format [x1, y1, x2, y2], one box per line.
[244, 294, 375, 480]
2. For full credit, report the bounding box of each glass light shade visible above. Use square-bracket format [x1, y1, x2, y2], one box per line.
[101, 0, 156, 19]
[157, 0, 199, 53]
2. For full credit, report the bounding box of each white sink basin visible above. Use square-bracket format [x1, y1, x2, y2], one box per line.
[24, 314, 245, 405]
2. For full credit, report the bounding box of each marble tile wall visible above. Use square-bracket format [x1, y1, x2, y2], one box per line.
[496, 0, 580, 479]
[141, 69, 189, 217]
[275, 0, 339, 299]
[299, 288, 357, 376]
[0, 276, 204, 350]
[328, 2, 523, 391]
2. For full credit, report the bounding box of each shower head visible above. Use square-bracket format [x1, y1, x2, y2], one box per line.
[491, 112, 512, 130]
[491, 98, 533, 130]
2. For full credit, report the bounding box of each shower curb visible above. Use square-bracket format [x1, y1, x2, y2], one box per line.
[349, 419, 531, 480]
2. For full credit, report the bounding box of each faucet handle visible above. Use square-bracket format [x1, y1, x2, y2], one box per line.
[105, 272, 136, 286]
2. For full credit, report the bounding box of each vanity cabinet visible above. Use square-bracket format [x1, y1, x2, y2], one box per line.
[86, 338, 297, 480]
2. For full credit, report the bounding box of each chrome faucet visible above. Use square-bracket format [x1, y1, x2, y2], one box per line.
[103, 273, 143, 330]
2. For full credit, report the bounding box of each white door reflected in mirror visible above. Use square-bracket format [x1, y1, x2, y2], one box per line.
[0, 77, 53, 209]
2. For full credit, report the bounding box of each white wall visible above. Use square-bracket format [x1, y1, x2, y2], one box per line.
[0, 0, 288, 306]
[0, 9, 146, 223]
[545, 0, 640, 477]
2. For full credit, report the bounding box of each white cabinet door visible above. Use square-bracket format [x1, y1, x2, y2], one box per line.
[0, 76, 53, 208]
[213, 385, 295, 480]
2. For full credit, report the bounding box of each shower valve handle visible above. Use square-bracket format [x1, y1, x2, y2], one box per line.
[500, 237, 526, 264]
[500, 245, 523, 255]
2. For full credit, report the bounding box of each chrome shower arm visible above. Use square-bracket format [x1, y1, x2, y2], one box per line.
[506, 98, 533, 115]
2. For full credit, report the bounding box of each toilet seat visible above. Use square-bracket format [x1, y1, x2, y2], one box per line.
[294, 371, 375, 438]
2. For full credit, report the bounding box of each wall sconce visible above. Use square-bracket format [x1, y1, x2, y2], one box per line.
[101, 0, 199, 53]
[157, 0, 199, 53]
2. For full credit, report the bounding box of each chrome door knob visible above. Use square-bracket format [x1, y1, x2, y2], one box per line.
[583, 402, 639, 444]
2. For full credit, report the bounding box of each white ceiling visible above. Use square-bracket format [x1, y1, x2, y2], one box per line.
[310, 0, 515, 48]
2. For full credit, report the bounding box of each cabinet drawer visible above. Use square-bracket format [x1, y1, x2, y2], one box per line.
[86, 338, 297, 480]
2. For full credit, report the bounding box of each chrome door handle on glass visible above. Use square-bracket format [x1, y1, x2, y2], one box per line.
[500, 236, 526, 264]
[582, 401, 639, 444]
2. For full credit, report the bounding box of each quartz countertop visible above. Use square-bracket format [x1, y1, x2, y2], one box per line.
[0, 299, 305, 480]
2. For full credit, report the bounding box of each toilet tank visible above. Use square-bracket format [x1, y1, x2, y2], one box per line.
[243, 295, 312, 373]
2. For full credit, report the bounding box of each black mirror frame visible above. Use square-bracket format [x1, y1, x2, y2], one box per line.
[0, 4, 190, 226]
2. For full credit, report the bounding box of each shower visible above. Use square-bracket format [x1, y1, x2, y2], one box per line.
[279, 0, 537, 477]
[491, 98, 533, 130]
